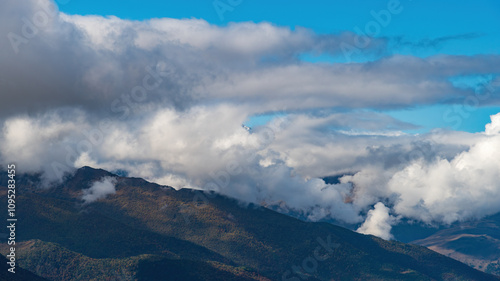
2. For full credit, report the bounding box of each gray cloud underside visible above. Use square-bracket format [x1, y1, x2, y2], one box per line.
[1, 0, 499, 117]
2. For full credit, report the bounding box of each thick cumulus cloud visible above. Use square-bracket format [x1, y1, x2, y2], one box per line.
[2, 108, 500, 238]
[0, 110, 87, 184]
[357, 202, 396, 240]
[386, 115, 500, 224]
[342, 114, 500, 233]
[2, 0, 500, 240]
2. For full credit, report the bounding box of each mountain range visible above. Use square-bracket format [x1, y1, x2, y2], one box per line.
[0, 166, 498, 280]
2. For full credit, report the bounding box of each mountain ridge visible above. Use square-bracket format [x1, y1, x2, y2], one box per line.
[0, 166, 498, 280]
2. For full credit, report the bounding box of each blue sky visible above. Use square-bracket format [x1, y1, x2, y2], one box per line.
[57, 0, 500, 133]
[58, 0, 500, 54]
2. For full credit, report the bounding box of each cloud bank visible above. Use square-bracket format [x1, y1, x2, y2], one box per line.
[3, 107, 500, 237]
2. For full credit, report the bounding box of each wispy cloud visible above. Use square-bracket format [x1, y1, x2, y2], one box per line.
[81, 177, 117, 204]
[391, 33, 484, 50]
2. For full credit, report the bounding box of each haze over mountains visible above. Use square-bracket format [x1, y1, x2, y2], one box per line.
[0, 166, 499, 281]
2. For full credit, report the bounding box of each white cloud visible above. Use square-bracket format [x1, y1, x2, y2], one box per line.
[0, 110, 85, 185]
[2, 105, 500, 240]
[81, 177, 117, 204]
[357, 202, 396, 240]
[385, 113, 500, 224]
